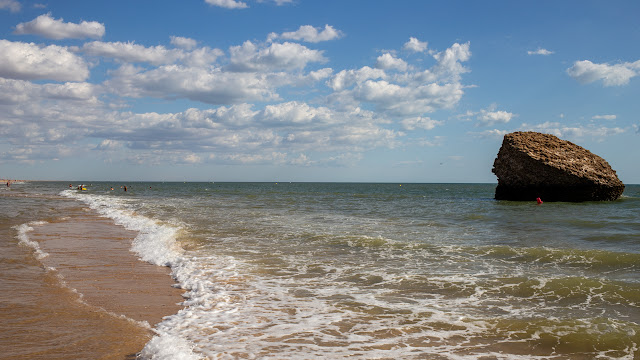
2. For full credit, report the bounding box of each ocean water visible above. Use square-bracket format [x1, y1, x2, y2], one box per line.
[2, 182, 640, 359]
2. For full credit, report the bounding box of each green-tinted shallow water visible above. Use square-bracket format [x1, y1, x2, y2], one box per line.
[2, 182, 640, 359]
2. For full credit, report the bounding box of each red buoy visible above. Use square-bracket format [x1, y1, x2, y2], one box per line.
[536, 197, 543, 205]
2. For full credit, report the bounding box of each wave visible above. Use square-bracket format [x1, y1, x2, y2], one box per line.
[14, 221, 49, 260]
[59, 189, 204, 359]
[472, 245, 640, 272]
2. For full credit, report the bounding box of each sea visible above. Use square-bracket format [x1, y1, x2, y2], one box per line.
[2, 181, 640, 359]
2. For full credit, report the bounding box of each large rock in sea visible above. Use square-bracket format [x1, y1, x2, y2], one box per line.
[492, 131, 624, 202]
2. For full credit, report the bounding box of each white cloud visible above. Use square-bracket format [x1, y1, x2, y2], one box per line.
[269, 24, 343, 43]
[170, 36, 198, 50]
[567, 59, 639, 86]
[229, 41, 326, 72]
[182, 46, 225, 67]
[403, 37, 428, 53]
[105, 64, 279, 104]
[305, 68, 333, 82]
[327, 66, 386, 91]
[78, 40, 223, 67]
[0, 90, 404, 165]
[95, 139, 123, 151]
[0, 40, 89, 81]
[54, 101, 397, 166]
[471, 129, 510, 139]
[42, 82, 98, 102]
[0, 0, 21, 12]
[401, 116, 442, 131]
[258, 0, 294, 5]
[14, 13, 105, 40]
[375, 53, 408, 71]
[328, 42, 471, 118]
[521, 121, 626, 138]
[204, 0, 248, 9]
[477, 109, 514, 127]
[0, 36, 475, 168]
[261, 101, 335, 126]
[592, 114, 616, 120]
[79, 41, 184, 65]
[433, 42, 471, 82]
[527, 48, 553, 56]
[348, 80, 464, 116]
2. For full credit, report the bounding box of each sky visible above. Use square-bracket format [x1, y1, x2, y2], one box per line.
[0, 0, 639, 183]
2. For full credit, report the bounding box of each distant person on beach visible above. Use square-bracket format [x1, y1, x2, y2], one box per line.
[124, 186, 127, 192]
[6, 181, 9, 187]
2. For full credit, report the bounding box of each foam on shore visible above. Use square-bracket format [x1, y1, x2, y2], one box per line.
[60, 189, 204, 359]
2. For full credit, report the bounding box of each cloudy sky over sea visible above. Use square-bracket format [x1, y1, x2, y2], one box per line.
[1, 0, 638, 182]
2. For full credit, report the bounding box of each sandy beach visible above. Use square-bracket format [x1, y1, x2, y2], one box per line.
[0, 199, 184, 359]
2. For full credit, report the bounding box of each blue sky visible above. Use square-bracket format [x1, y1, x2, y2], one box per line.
[0, 0, 638, 183]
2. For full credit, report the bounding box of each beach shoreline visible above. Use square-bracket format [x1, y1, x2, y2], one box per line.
[2, 193, 185, 359]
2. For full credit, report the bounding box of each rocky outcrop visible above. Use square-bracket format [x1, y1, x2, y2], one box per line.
[492, 131, 624, 202]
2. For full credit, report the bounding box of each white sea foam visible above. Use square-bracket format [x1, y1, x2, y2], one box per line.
[60, 190, 203, 359]
[138, 333, 203, 360]
[14, 221, 49, 260]
[56, 186, 640, 359]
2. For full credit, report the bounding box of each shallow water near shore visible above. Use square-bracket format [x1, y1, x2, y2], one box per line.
[2, 182, 640, 359]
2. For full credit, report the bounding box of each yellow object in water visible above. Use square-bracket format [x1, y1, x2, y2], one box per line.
[81, 187, 87, 191]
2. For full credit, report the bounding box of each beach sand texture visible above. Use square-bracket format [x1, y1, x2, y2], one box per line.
[0, 203, 183, 359]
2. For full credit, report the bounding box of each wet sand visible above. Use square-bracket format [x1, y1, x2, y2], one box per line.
[1, 204, 184, 359]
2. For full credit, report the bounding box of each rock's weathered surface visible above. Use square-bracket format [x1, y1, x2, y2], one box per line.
[492, 131, 624, 202]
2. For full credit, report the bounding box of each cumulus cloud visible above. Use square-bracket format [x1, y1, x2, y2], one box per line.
[473, 122, 626, 141]
[0, 40, 89, 81]
[0, 36, 474, 167]
[403, 37, 428, 53]
[471, 129, 510, 139]
[567, 59, 640, 86]
[348, 80, 464, 116]
[592, 114, 616, 120]
[401, 116, 442, 130]
[432, 42, 471, 82]
[328, 42, 471, 118]
[229, 41, 326, 72]
[327, 66, 386, 91]
[0, 0, 20, 12]
[78, 40, 223, 67]
[262, 0, 294, 5]
[268, 24, 343, 43]
[375, 53, 408, 71]
[95, 139, 124, 151]
[527, 48, 553, 56]
[477, 109, 514, 127]
[67, 102, 397, 165]
[79, 41, 183, 65]
[522, 121, 626, 138]
[170, 36, 198, 50]
[261, 101, 334, 126]
[14, 13, 105, 40]
[205, 0, 248, 9]
[105, 64, 279, 104]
